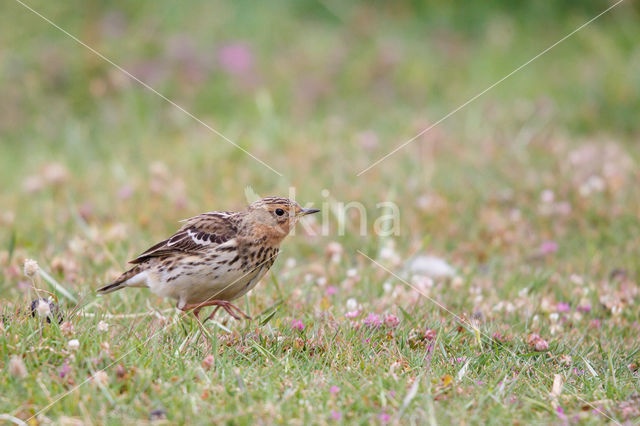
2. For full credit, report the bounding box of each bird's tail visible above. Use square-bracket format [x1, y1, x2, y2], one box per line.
[97, 265, 145, 294]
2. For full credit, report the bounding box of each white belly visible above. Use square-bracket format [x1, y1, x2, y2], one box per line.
[146, 260, 268, 308]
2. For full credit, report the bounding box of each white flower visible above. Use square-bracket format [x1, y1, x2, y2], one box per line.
[346, 268, 358, 278]
[9, 355, 27, 378]
[23, 259, 39, 278]
[42, 162, 69, 185]
[411, 275, 434, 290]
[587, 175, 605, 192]
[36, 300, 51, 317]
[92, 370, 109, 386]
[285, 258, 297, 269]
[383, 282, 393, 293]
[540, 189, 555, 203]
[379, 247, 396, 261]
[68, 339, 80, 350]
[316, 276, 327, 287]
[326, 241, 343, 256]
[549, 313, 559, 322]
[326, 242, 343, 263]
[570, 274, 584, 285]
[346, 298, 358, 311]
[505, 302, 516, 313]
[97, 321, 109, 332]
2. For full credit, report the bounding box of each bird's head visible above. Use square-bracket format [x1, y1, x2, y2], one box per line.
[244, 197, 319, 244]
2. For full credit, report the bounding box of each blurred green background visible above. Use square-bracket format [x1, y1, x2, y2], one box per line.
[1, 0, 639, 284]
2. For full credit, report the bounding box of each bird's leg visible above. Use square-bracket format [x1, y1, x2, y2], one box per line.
[226, 303, 252, 320]
[178, 304, 208, 347]
[204, 306, 221, 323]
[181, 300, 250, 321]
[220, 303, 242, 320]
[192, 307, 202, 321]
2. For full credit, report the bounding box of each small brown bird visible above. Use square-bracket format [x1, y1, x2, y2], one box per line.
[97, 197, 319, 321]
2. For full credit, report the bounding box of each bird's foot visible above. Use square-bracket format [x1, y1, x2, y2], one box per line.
[181, 300, 251, 322]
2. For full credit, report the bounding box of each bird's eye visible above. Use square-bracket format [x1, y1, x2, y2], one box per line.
[275, 208, 285, 216]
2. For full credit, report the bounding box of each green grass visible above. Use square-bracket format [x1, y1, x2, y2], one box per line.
[1, 0, 640, 423]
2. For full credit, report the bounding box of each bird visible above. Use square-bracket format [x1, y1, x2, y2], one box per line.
[97, 197, 319, 322]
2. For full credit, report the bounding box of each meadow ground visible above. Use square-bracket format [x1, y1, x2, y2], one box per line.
[1, 1, 640, 424]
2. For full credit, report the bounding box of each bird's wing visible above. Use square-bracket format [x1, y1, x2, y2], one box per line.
[129, 212, 239, 264]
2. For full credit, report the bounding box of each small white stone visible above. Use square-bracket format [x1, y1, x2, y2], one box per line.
[406, 255, 455, 279]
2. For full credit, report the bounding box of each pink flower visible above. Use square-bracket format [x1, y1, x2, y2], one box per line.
[59, 362, 71, 378]
[540, 240, 558, 255]
[526, 333, 549, 351]
[364, 313, 382, 327]
[118, 185, 134, 200]
[556, 302, 570, 313]
[202, 354, 215, 370]
[218, 42, 253, 74]
[424, 329, 437, 340]
[535, 339, 549, 351]
[345, 310, 361, 319]
[556, 406, 567, 421]
[330, 386, 340, 394]
[330, 410, 342, 421]
[327, 286, 337, 296]
[577, 303, 591, 313]
[384, 314, 400, 328]
[291, 319, 304, 331]
[378, 412, 391, 423]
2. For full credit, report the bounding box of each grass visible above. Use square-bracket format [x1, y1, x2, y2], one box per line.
[1, 0, 640, 423]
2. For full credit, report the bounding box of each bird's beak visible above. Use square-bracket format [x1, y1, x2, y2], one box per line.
[299, 208, 320, 216]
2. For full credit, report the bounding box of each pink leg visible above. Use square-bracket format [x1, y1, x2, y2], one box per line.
[181, 300, 251, 321]
[204, 306, 221, 323]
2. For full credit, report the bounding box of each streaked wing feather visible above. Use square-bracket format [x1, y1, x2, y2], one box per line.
[129, 212, 240, 264]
